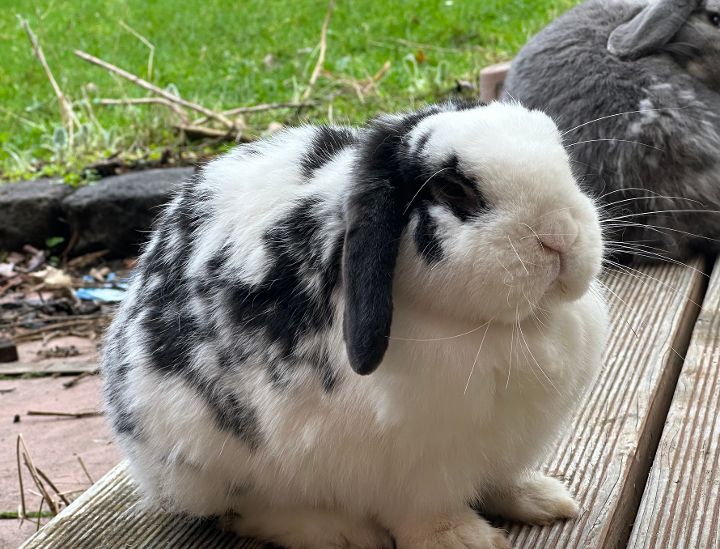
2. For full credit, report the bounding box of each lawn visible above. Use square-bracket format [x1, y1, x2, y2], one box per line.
[0, 0, 580, 182]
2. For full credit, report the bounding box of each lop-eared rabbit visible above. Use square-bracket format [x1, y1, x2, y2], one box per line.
[102, 101, 608, 548]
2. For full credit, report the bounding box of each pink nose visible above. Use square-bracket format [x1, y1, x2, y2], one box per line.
[538, 224, 578, 254]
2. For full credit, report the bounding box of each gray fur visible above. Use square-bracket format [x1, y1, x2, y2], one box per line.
[503, 0, 720, 261]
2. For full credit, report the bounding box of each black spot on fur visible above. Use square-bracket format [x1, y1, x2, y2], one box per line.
[103, 359, 141, 438]
[300, 126, 358, 179]
[227, 199, 342, 356]
[429, 154, 487, 221]
[414, 206, 443, 262]
[315, 350, 337, 392]
[193, 377, 262, 449]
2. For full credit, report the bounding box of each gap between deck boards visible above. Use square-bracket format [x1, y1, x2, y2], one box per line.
[612, 258, 712, 548]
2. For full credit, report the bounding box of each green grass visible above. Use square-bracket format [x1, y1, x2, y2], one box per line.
[0, 0, 580, 181]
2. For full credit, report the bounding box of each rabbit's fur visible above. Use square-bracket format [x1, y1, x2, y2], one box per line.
[102, 101, 608, 548]
[503, 0, 720, 262]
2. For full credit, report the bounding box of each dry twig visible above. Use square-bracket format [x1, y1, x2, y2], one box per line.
[19, 17, 78, 141]
[16, 435, 60, 516]
[27, 410, 103, 419]
[77, 456, 95, 484]
[99, 97, 188, 124]
[35, 467, 71, 506]
[74, 49, 234, 129]
[191, 100, 315, 126]
[222, 101, 315, 116]
[62, 370, 98, 389]
[119, 20, 155, 80]
[302, 0, 335, 101]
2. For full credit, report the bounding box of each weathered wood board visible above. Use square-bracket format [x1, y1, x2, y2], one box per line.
[511, 260, 705, 549]
[0, 361, 97, 376]
[19, 463, 259, 549]
[20, 261, 707, 548]
[627, 264, 720, 549]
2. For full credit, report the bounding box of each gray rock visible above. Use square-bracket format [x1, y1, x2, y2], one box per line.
[61, 167, 195, 256]
[0, 179, 73, 251]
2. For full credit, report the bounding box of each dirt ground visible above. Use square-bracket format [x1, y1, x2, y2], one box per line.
[0, 376, 120, 548]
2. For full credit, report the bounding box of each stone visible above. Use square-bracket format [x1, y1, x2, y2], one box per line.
[0, 179, 72, 251]
[61, 167, 195, 256]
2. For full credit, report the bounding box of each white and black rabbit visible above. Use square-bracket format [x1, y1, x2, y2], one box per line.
[102, 100, 608, 549]
[503, 0, 720, 262]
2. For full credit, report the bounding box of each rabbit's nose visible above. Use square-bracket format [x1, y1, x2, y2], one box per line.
[537, 217, 579, 254]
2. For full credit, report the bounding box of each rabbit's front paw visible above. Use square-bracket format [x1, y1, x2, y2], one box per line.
[394, 509, 510, 549]
[483, 471, 579, 526]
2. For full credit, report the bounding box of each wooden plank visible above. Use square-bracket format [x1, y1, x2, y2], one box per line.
[510, 259, 705, 549]
[20, 262, 706, 548]
[627, 263, 720, 548]
[0, 361, 97, 376]
[19, 463, 260, 549]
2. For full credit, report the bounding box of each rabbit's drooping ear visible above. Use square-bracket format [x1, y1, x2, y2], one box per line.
[607, 0, 700, 60]
[342, 180, 405, 375]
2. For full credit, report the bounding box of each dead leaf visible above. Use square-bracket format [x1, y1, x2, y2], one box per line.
[0, 263, 15, 278]
[31, 267, 73, 289]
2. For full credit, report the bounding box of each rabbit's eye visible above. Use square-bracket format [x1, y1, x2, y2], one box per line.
[708, 12, 720, 26]
[437, 180, 471, 201]
[430, 176, 486, 220]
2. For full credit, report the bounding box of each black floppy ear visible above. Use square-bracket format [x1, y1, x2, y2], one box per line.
[607, 0, 699, 59]
[342, 180, 405, 375]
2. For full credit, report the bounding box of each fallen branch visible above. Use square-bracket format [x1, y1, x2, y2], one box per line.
[302, 0, 335, 101]
[27, 410, 103, 419]
[74, 49, 234, 129]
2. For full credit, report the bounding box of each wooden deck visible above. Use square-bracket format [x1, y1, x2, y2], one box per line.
[20, 259, 720, 549]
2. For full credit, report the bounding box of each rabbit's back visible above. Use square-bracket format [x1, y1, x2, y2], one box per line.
[102, 125, 361, 450]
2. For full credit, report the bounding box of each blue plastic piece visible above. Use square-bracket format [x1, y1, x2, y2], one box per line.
[74, 287, 126, 302]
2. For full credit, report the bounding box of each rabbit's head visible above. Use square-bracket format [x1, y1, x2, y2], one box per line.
[342, 102, 603, 375]
[608, 0, 720, 89]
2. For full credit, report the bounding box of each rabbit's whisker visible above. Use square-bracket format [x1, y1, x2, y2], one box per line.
[402, 166, 453, 215]
[603, 243, 708, 277]
[507, 236, 529, 274]
[507, 307, 517, 390]
[594, 280, 641, 339]
[602, 219, 720, 243]
[603, 208, 720, 221]
[560, 106, 690, 137]
[566, 138, 664, 151]
[600, 195, 706, 208]
[463, 318, 493, 395]
[603, 259, 704, 309]
[389, 320, 493, 342]
[517, 316, 560, 395]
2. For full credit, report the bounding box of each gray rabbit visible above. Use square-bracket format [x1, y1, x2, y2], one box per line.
[503, 0, 720, 262]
